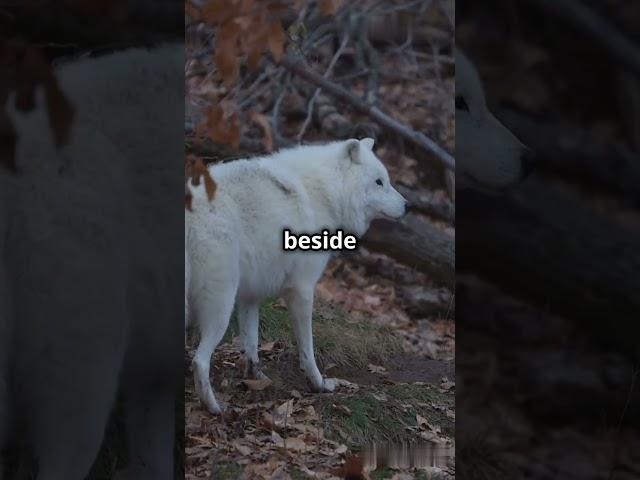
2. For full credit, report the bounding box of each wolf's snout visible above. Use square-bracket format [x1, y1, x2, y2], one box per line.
[521, 148, 536, 178]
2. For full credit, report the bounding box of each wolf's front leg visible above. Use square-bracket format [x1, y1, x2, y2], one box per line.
[284, 286, 337, 392]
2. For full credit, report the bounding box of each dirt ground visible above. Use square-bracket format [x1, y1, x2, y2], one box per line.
[185, 251, 455, 480]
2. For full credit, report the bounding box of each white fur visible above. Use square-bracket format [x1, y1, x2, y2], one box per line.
[0, 44, 183, 479]
[185, 138, 407, 414]
[456, 49, 530, 190]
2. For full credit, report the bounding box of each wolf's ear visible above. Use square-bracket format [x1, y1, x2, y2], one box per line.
[361, 138, 375, 150]
[345, 139, 361, 163]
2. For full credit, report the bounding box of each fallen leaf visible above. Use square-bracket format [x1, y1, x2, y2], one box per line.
[319, 0, 340, 15]
[267, 21, 285, 62]
[333, 404, 352, 415]
[242, 378, 273, 391]
[250, 111, 274, 151]
[232, 440, 251, 456]
[416, 414, 429, 428]
[368, 364, 388, 375]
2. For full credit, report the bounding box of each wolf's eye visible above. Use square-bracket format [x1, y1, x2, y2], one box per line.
[455, 95, 469, 112]
[375, 178, 383, 186]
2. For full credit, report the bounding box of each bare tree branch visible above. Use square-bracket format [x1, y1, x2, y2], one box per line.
[278, 54, 455, 170]
[297, 33, 350, 143]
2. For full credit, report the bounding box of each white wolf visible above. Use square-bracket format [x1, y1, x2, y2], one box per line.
[0, 45, 182, 479]
[456, 49, 535, 191]
[185, 138, 407, 414]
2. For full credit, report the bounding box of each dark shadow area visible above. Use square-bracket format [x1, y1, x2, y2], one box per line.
[456, 0, 640, 478]
[1, 2, 183, 478]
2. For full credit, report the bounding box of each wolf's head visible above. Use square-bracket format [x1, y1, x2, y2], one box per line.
[339, 138, 407, 235]
[455, 49, 534, 192]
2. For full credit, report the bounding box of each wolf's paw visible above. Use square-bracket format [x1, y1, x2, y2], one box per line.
[321, 377, 338, 392]
[203, 397, 227, 415]
[242, 358, 271, 382]
[253, 369, 271, 382]
[309, 377, 338, 393]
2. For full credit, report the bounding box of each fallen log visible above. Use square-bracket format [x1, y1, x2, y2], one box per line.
[363, 214, 454, 287]
[398, 185, 454, 224]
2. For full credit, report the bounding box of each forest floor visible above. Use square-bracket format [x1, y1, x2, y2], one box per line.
[185, 250, 455, 480]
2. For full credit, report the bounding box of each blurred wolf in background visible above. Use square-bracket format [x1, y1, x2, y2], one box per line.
[456, 49, 535, 191]
[0, 44, 182, 479]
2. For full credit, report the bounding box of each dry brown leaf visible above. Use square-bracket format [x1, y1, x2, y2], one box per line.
[267, 21, 285, 61]
[276, 399, 295, 417]
[193, 156, 217, 201]
[273, 435, 308, 452]
[232, 440, 252, 456]
[214, 21, 241, 86]
[367, 364, 388, 375]
[333, 404, 352, 415]
[202, 0, 238, 24]
[207, 104, 241, 148]
[250, 111, 274, 151]
[260, 341, 276, 352]
[416, 414, 429, 428]
[319, 0, 340, 15]
[335, 444, 348, 454]
[334, 378, 359, 391]
[245, 22, 269, 71]
[330, 453, 370, 479]
[242, 378, 273, 391]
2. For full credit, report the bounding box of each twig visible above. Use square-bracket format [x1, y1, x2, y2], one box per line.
[523, 0, 640, 75]
[376, 0, 429, 15]
[271, 72, 291, 145]
[238, 69, 283, 110]
[357, 14, 380, 105]
[278, 54, 455, 170]
[333, 68, 370, 82]
[297, 33, 349, 143]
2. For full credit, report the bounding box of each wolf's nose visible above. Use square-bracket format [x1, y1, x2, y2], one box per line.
[521, 148, 536, 178]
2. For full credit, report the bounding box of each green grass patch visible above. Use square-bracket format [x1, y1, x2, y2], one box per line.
[223, 299, 401, 370]
[211, 461, 244, 479]
[317, 383, 453, 448]
[387, 384, 454, 438]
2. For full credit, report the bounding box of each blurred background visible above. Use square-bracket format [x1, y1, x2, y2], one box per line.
[456, 0, 640, 478]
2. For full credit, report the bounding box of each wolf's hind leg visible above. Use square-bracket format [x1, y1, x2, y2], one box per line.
[237, 302, 270, 381]
[192, 282, 237, 415]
